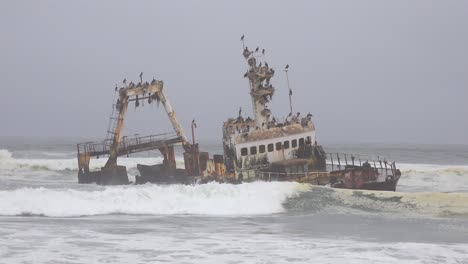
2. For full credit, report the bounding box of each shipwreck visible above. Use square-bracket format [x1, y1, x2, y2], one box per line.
[76, 39, 401, 191]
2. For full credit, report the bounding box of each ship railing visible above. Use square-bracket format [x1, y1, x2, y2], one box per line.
[119, 132, 178, 151]
[255, 165, 397, 183]
[325, 152, 398, 176]
[77, 132, 179, 158]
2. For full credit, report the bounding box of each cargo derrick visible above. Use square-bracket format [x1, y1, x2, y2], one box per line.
[77, 76, 202, 185]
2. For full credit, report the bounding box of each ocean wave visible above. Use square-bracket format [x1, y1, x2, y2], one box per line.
[398, 163, 468, 176]
[286, 186, 468, 218]
[0, 182, 309, 217]
[0, 149, 181, 172]
[0, 149, 12, 160]
[1, 178, 467, 218]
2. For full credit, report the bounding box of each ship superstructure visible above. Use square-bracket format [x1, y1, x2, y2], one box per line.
[222, 44, 326, 181]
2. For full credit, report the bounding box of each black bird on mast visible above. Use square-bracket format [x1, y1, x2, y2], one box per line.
[262, 49, 265, 55]
[255, 46, 259, 52]
[285, 64, 289, 72]
[240, 34, 245, 49]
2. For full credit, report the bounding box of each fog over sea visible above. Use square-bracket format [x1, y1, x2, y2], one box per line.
[0, 139, 467, 264]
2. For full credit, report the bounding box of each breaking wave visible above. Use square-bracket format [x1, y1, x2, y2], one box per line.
[285, 186, 468, 218]
[0, 182, 309, 217]
[399, 163, 468, 176]
[396, 163, 468, 192]
[2, 180, 467, 218]
[0, 149, 182, 173]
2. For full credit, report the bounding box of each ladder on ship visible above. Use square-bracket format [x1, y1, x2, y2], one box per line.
[104, 90, 121, 153]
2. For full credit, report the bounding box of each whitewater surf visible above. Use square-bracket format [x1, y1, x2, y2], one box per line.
[1, 144, 468, 264]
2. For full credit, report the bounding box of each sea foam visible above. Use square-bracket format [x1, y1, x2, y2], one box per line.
[398, 163, 468, 176]
[0, 149, 179, 172]
[0, 182, 309, 217]
[331, 187, 468, 218]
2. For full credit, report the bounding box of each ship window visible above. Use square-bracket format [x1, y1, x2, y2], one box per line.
[306, 136, 311, 144]
[241, 148, 248, 156]
[276, 142, 282, 151]
[259, 145, 266, 153]
[250, 146, 257, 155]
[292, 139, 298, 148]
[267, 144, 274, 152]
[299, 138, 305, 146]
[283, 141, 290, 149]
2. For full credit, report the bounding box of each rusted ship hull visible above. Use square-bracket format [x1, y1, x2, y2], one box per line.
[135, 164, 195, 185]
[135, 156, 401, 191]
[330, 170, 401, 191]
[358, 180, 400, 192]
[330, 172, 400, 192]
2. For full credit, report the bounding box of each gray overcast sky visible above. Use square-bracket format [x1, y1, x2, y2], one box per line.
[1, 0, 467, 144]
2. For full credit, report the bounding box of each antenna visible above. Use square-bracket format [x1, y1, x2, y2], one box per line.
[284, 64, 293, 115]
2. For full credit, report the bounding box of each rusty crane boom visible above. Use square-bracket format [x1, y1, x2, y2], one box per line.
[77, 76, 192, 185]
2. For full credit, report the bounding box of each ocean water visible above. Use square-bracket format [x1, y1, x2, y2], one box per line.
[0, 140, 468, 264]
